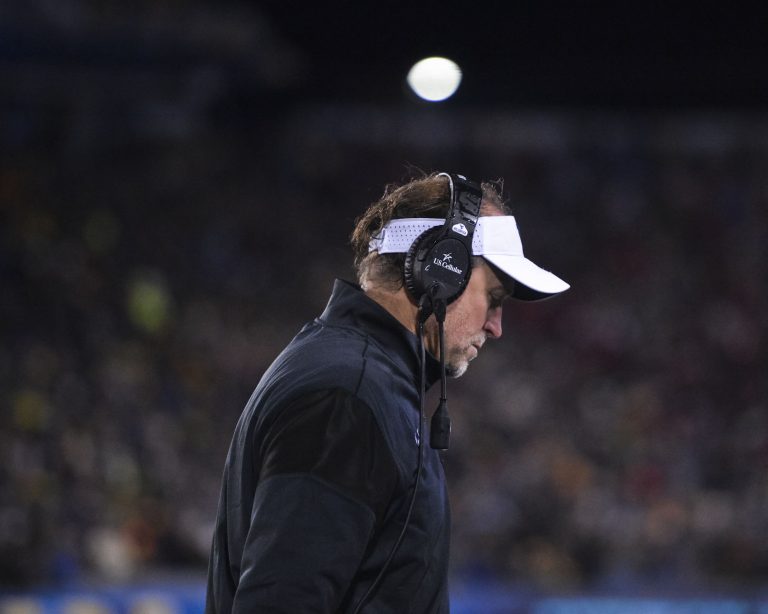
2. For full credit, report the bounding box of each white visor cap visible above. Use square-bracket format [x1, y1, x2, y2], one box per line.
[368, 216, 570, 301]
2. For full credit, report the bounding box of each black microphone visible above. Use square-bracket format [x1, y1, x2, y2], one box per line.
[430, 398, 450, 450]
[430, 297, 451, 450]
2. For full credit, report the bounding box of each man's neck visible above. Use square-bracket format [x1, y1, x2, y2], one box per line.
[363, 286, 419, 335]
[364, 284, 441, 359]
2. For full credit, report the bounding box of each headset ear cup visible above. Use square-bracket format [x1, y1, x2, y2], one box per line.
[403, 174, 481, 307]
[404, 226, 441, 303]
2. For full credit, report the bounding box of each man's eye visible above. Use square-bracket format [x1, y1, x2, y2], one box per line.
[489, 295, 504, 309]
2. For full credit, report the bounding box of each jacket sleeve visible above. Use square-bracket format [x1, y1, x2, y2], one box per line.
[232, 388, 400, 613]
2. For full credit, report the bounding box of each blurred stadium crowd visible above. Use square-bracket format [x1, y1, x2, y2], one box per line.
[2, 0, 768, 597]
[2, 103, 767, 593]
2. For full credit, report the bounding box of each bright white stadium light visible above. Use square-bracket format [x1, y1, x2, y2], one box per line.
[407, 56, 462, 102]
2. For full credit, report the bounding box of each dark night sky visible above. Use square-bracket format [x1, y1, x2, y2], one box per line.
[3, 3, 768, 115]
[252, 3, 768, 110]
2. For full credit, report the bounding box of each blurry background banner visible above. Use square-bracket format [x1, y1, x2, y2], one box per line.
[1, 1, 768, 610]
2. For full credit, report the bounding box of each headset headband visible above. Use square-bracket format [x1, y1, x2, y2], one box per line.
[438, 172, 482, 250]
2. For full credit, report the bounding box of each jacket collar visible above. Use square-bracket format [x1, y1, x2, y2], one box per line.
[318, 279, 442, 389]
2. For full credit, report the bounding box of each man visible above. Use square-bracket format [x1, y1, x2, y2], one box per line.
[206, 172, 569, 613]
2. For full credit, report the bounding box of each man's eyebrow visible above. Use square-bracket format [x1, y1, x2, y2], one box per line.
[489, 284, 511, 302]
[484, 260, 515, 296]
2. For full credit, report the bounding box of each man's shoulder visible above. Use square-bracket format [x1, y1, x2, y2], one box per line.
[236, 320, 419, 476]
[255, 319, 404, 413]
[283, 319, 368, 372]
[252, 322, 369, 405]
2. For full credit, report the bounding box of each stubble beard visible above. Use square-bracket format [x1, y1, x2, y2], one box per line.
[445, 339, 484, 379]
[446, 360, 469, 379]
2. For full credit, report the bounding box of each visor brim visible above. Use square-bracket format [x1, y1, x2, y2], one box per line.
[484, 254, 570, 302]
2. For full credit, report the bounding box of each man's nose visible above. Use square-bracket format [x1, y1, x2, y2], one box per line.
[484, 307, 503, 339]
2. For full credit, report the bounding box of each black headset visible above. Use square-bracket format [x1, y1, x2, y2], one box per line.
[404, 172, 483, 451]
[403, 172, 483, 306]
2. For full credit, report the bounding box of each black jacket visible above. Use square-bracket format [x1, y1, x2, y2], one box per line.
[206, 280, 450, 613]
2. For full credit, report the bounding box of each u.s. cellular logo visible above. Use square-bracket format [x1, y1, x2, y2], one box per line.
[433, 252, 463, 274]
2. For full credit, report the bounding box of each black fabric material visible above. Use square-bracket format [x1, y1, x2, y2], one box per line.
[206, 280, 450, 614]
[259, 388, 398, 525]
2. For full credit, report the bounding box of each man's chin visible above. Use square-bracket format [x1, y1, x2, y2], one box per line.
[446, 361, 469, 379]
[446, 346, 477, 378]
